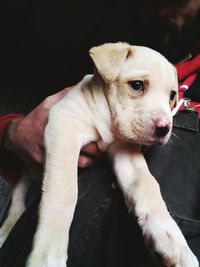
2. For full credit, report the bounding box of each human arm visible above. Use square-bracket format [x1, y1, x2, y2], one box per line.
[1, 87, 101, 184]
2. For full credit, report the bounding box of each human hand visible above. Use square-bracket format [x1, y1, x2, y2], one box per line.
[4, 86, 101, 170]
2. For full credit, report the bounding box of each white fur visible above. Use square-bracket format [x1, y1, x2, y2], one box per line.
[0, 43, 198, 267]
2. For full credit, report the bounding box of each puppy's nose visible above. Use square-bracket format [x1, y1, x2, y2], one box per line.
[154, 119, 171, 138]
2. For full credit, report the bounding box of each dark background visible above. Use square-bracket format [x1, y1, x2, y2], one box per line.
[0, 0, 200, 113]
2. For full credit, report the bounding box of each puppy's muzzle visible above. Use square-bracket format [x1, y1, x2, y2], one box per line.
[154, 119, 171, 138]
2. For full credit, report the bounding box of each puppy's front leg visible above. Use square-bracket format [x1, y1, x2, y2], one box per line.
[110, 144, 198, 267]
[26, 119, 96, 267]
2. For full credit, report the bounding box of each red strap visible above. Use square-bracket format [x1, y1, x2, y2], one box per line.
[0, 114, 24, 184]
[0, 114, 24, 145]
[178, 73, 198, 98]
[176, 54, 200, 80]
[173, 54, 200, 116]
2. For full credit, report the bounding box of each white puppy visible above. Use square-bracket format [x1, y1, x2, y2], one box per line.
[0, 42, 198, 267]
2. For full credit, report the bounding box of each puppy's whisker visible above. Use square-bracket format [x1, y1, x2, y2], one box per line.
[171, 131, 179, 140]
[168, 131, 179, 144]
[168, 138, 173, 144]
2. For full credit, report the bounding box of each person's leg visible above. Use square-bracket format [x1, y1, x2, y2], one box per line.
[0, 177, 12, 227]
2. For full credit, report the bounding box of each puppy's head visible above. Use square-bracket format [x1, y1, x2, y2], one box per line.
[89, 42, 178, 146]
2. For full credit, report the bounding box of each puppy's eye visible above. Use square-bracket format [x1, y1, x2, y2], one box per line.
[170, 90, 176, 101]
[129, 80, 144, 91]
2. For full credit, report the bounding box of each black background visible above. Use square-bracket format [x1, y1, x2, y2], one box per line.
[0, 0, 200, 113]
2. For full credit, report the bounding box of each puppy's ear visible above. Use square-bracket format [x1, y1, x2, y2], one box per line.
[89, 42, 131, 83]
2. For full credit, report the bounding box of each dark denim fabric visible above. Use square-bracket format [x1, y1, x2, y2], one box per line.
[0, 177, 11, 227]
[0, 111, 200, 267]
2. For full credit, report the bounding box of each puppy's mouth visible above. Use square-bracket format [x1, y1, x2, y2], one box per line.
[116, 133, 170, 147]
[112, 118, 172, 146]
[135, 136, 169, 146]
[139, 127, 172, 146]
[129, 125, 172, 146]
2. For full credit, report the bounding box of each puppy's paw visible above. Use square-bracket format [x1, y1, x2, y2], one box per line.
[26, 241, 68, 267]
[0, 222, 14, 247]
[139, 214, 199, 267]
[26, 254, 67, 267]
[0, 229, 8, 248]
[26, 240, 68, 267]
[0, 202, 26, 247]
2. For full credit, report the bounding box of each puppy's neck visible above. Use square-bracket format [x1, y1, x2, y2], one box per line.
[81, 74, 114, 151]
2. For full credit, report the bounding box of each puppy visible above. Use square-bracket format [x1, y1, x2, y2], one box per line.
[0, 42, 198, 267]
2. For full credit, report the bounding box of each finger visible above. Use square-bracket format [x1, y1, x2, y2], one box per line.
[81, 142, 101, 157]
[78, 155, 95, 168]
[31, 145, 44, 164]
